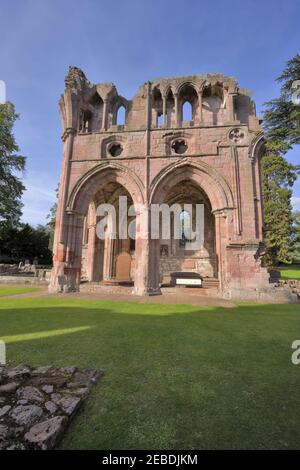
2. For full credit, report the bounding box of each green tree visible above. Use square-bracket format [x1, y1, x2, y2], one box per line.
[46, 184, 59, 252]
[0, 223, 52, 264]
[262, 55, 300, 265]
[293, 211, 300, 264]
[0, 102, 26, 230]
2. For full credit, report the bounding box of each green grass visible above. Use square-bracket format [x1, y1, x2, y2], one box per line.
[0, 296, 300, 449]
[0, 286, 40, 297]
[279, 266, 300, 280]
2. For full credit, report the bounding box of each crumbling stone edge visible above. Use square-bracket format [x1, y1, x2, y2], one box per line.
[0, 364, 103, 450]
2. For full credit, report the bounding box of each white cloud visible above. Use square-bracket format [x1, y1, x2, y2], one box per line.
[292, 197, 300, 212]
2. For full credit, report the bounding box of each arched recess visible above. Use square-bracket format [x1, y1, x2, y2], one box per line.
[177, 82, 199, 124]
[249, 133, 265, 240]
[149, 159, 234, 211]
[67, 161, 145, 214]
[148, 160, 234, 292]
[64, 162, 146, 292]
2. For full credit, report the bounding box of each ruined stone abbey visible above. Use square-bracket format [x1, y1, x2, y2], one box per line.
[49, 66, 270, 299]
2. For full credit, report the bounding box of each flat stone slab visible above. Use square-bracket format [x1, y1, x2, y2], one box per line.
[0, 364, 103, 450]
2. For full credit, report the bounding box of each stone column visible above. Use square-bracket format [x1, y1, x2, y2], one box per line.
[162, 95, 167, 125]
[174, 93, 179, 127]
[49, 128, 76, 294]
[102, 98, 108, 130]
[86, 223, 97, 281]
[213, 210, 228, 294]
[133, 204, 161, 295]
[197, 91, 203, 124]
[226, 93, 237, 122]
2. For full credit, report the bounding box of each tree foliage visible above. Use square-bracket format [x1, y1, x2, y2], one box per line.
[262, 55, 300, 265]
[0, 102, 26, 229]
[293, 211, 300, 264]
[46, 184, 59, 252]
[0, 223, 52, 264]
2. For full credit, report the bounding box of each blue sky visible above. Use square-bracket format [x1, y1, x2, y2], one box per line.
[0, 0, 299, 225]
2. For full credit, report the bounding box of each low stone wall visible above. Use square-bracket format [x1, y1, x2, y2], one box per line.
[0, 276, 48, 285]
[278, 279, 300, 300]
[0, 364, 103, 450]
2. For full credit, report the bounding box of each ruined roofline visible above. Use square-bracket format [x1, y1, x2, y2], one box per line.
[64, 66, 253, 100]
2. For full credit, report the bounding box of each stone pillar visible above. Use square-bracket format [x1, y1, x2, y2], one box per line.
[226, 93, 237, 122]
[49, 212, 85, 293]
[197, 91, 203, 124]
[49, 128, 76, 294]
[174, 93, 179, 127]
[214, 210, 228, 293]
[86, 223, 97, 281]
[102, 98, 108, 130]
[162, 95, 167, 125]
[133, 205, 161, 295]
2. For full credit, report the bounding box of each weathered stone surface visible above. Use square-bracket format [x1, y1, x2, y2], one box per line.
[0, 424, 9, 439]
[69, 387, 89, 397]
[57, 396, 81, 416]
[17, 386, 44, 403]
[47, 71, 288, 302]
[44, 401, 57, 414]
[7, 364, 31, 379]
[0, 405, 11, 418]
[0, 364, 102, 449]
[42, 385, 54, 394]
[0, 382, 19, 393]
[10, 405, 43, 426]
[50, 393, 63, 404]
[31, 366, 52, 376]
[59, 367, 77, 376]
[25, 416, 67, 450]
[30, 376, 68, 387]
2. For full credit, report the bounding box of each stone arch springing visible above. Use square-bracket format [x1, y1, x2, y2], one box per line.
[150, 160, 234, 212]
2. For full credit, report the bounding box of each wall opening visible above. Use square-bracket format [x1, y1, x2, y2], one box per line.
[116, 105, 126, 125]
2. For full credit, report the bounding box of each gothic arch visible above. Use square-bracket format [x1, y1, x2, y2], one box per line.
[67, 161, 145, 214]
[149, 159, 234, 212]
[249, 132, 265, 162]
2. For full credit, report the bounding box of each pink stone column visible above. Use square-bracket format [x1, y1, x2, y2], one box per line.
[133, 205, 161, 295]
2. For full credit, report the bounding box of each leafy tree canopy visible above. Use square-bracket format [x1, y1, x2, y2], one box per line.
[0, 102, 26, 230]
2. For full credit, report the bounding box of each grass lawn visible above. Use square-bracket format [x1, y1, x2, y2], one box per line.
[0, 296, 300, 449]
[0, 286, 40, 297]
[279, 266, 300, 280]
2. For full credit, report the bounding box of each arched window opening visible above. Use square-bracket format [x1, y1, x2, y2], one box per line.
[179, 210, 192, 247]
[79, 109, 92, 133]
[157, 113, 164, 127]
[152, 87, 163, 127]
[166, 88, 175, 127]
[182, 101, 193, 121]
[88, 93, 103, 131]
[116, 105, 126, 125]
